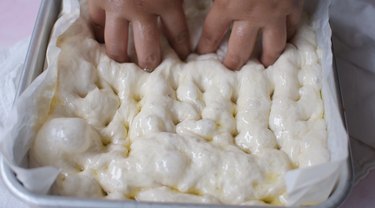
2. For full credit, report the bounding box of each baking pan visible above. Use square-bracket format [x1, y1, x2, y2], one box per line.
[1, 0, 353, 207]
[13, 0, 61, 103]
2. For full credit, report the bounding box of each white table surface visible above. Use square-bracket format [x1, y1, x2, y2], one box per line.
[0, 0, 374, 207]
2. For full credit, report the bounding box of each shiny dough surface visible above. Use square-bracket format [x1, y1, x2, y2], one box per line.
[30, 0, 329, 205]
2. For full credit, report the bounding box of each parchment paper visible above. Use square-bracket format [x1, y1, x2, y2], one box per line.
[0, 0, 349, 206]
[330, 0, 375, 183]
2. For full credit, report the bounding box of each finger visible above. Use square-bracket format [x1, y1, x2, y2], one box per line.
[223, 21, 259, 70]
[197, 4, 232, 54]
[132, 17, 161, 71]
[287, 1, 303, 40]
[104, 14, 129, 63]
[161, 7, 191, 60]
[88, 0, 105, 43]
[287, 12, 302, 41]
[261, 18, 287, 67]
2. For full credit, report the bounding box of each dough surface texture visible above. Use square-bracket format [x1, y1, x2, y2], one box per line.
[30, 0, 328, 205]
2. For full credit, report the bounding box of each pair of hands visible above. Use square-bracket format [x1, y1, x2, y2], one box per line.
[88, 0, 303, 71]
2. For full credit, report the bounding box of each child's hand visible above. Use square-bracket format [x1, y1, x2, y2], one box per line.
[88, 0, 190, 71]
[197, 0, 304, 70]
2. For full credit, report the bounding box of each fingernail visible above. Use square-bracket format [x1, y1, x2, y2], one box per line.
[139, 54, 161, 71]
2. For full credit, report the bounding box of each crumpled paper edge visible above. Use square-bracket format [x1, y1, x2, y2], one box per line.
[283, 0, 349, 206]
[0, 0, 349, 206]
[330, 0, 375, 183]
[0, 0, 80, 195]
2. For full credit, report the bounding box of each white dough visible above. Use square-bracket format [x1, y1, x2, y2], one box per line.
[30, 0, 329, 205]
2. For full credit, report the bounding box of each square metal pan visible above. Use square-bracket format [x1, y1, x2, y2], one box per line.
[0, 0, 353, 207]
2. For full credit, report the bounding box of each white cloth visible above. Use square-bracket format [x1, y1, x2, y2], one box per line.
[0, 38, 30, 208]
[0, 38, 29, 129]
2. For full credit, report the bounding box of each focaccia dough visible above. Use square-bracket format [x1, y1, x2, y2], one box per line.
[30, 0, 329, 205]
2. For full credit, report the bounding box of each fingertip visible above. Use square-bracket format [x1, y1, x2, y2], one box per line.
[287, 27, 297, 41]
[287, 4, 303, 41]
[223, 22, 258, 71]
[88, 1, 105, 43]
[197, 35, 221, 54]
[260, 51, 280, 68]
[132, 18, 161, 72]
[104, 16, 129, 64]
[287, 15, 299, 41]
[161, 22, 191, 60]
[160, 5, 191, 61]
[178, 46, 191, 61]
[261, 20, 287, 68]
[138, 53, 161, 72]
[260, 48, 285, 68]
[224, 54, 244, 71]
[107, 50, 129, 63]
[174, 32, 191, 60]
[92, 23, 105, 43]
[197, 6, 231, 55]
[260, 56, 274, 68]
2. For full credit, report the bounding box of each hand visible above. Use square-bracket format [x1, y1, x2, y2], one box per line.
[88, 0, 191, 71]
[197, 0, 304, 70]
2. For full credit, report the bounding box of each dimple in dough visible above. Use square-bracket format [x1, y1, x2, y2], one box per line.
[30, 0, 329, 205]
